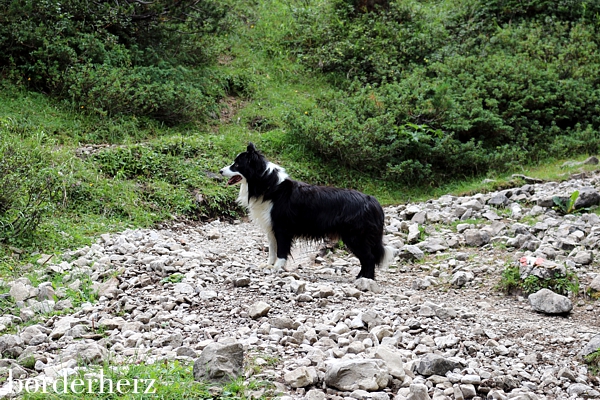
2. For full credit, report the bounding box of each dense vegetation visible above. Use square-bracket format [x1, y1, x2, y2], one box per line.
[0, 0, 242, 123]
[1, 0, 599, 264]
[284, 0, 600, 184]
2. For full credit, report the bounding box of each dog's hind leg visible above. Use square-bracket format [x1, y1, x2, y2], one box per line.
[343, 235, 376, 279]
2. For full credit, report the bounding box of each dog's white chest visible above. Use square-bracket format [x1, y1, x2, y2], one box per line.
[238, 182, 273, 234]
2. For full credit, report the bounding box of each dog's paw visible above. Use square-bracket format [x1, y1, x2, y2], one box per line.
[259, 263, 275, 269]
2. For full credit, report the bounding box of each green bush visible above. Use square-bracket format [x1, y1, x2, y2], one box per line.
[63, 65, 221, 124]
[0, 0, 233, 122]
[284, 0, 600, 184]
[585, 348, 600, 376]
[0, 127, 61, 242]
[498, 265, 580, 296]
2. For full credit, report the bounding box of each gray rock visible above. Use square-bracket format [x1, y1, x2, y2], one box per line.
[567, 383, 600, 398]
[590, 275, 600, 293]
[193, 341, 244, 382]
[317, 285, 335, 298]
[579, 335, 600, 358]
[10, 282, 33, 302]
[411, 212, 426, 224]
[248, 301, 271, 319]
[173, 282, 195, 294]
[419, 238, 448, 253]
[463, 229, 490, 247]
[324, 359, 390, 391]
[528, 288, 573, 314]
[270, 317, 297, 330]
[20, 325, 47, 346]
[37, 284, 55, 301]
[50, 316, 82, 340]
[398, 245, 425, 261]
[98, 277, 119, 298]
[488, 193, 509, 207]
[415, 354, 461, 376]
[61, 342, 108, 364]
[573, 251, 593, 265]
[361, 311, 384, 330]
[0, 334, 24, 358]
[450, 271, 473, 288]
[232, 276, 251, 287]
[406, 383, 431, 400]
[199, 290, 218, 301]
[373, 345, 405, 379]
[407, 224, 421, 244]
[305, 389, 326, 400]
[99, 317, 126, 330]
[575, 187, 600, 209]
[175, 346, 198, 358]
[284, 366, 318, 388]
[355, 278, 381, 293]
[462, 199, 483, 211]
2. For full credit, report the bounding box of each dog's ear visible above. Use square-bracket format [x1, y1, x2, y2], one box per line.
[247, 142, 257, 153]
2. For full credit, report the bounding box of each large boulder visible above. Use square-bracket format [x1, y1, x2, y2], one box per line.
[528, 288, 573, 314]
[324, 359, 390, 391]
[193, 342, 244, 382]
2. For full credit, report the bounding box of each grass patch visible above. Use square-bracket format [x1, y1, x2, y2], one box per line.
[497, 265, 580, 296]
[19, 360, 272, 399]
[585, 349, 600, 376]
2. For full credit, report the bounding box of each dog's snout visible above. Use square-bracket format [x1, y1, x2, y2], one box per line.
[219, 168, 224, 175]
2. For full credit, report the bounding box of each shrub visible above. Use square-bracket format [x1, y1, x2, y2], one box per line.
[284, 0, 600, 184]
[0, 126, 61, 242]
[498, 265, 580, 296]
[0, 0, 232, 122]
[585, 348, 600, 376]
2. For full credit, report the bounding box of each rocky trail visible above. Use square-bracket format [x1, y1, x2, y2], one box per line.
[1, 167, 600, 400]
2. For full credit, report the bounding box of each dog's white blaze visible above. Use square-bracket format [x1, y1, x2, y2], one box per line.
[238, 182, 275, 254]
[220, 165, 237, 178]
[237, 181, 250, 207]
[265, 162, 289, 184]
[248, 197, 274, 237]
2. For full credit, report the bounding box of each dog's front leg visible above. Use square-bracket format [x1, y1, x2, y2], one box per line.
[273, 231, 292, 270]
[267, 231, 277, 266]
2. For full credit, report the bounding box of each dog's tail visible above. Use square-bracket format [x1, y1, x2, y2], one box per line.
[375, 244, 395, 269]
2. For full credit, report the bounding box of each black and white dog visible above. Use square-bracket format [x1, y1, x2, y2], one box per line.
[219, 143, 394, 280]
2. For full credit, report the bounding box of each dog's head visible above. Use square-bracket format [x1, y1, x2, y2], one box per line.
[219, 143, 267, 185]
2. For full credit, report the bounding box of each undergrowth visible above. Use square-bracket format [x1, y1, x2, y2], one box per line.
[498, 265, 580, 296]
